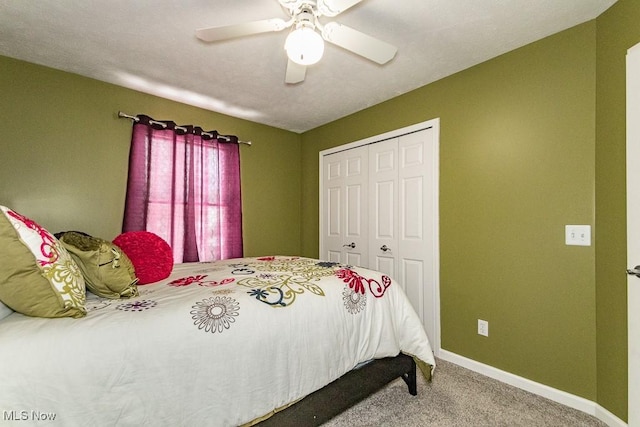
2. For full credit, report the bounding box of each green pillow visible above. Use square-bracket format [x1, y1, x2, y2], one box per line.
[0, 206, 86, 318]
[59, 232, 139, 299]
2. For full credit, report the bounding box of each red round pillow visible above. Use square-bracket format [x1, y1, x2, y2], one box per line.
[113, 231, 173, 285]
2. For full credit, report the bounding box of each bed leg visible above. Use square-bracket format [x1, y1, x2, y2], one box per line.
[401, 358, 417, 395]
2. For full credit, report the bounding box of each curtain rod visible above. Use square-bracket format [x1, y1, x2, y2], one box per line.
[117, 111, 252, 146]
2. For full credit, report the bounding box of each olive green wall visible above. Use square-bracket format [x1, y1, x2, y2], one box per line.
[595, 0, 640, 420]
[301, 21, 599, 402]
[0, 55, 302, 257]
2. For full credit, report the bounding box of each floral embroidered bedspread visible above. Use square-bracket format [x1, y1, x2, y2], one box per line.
[0, 256, 435, 427]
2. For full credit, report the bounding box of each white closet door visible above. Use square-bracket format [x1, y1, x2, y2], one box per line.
[627, 41, 640, 427]
[320, 119, 440, 353]
[367, 128, 437, 344]
[369, 138, 399, 277]
[398, 128, 438, 344]
[321, 146, 369, 266]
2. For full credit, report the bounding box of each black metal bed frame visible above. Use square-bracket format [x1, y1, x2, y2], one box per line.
[257, 353, 417, 426]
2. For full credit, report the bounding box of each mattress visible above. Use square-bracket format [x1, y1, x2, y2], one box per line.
[0, 256, 435, 426]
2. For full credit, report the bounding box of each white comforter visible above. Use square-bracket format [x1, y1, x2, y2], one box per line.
[0, 256, 435, 426]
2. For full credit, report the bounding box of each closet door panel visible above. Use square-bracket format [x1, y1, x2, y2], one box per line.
[327, 186, 341, 237]
[343, 148, 368, 266]
[321, 146, 368, 265]
[398, 131, 428, 326]
[346, 252, 363, 267]
[402, 176, 424, 240]
[375, 180, 395, 239]
[374, 256, 395, 279]
[346, 184, 363, 238]
[327, 250, 342, 263]
[402, 259, 424, 312]
[322, 155, 344, 262]
[369, 139, 398, 276]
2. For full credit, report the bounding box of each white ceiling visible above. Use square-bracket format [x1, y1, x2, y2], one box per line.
[0, 0, 615, 133]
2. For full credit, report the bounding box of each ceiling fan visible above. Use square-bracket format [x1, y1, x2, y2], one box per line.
[195, 0, 397, 84]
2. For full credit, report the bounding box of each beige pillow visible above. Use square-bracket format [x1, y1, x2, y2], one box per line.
[0, 206, 86, 318]
[59, 231, 139, 299]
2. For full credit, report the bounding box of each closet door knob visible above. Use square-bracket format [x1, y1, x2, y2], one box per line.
[380, 245, 391, 252]
[343, 242, 356, 249]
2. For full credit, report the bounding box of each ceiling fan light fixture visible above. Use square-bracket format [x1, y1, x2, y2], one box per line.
[285, 26, 325, 66]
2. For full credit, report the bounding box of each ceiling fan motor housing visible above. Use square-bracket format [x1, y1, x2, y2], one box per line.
[285, 5, 324, 65]
[278, 0, 346, 18]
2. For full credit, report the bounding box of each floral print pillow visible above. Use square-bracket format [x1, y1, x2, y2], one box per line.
[0, 206, 86, 318]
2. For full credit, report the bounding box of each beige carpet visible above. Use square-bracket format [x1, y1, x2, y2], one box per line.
[323, 358, 606, 426]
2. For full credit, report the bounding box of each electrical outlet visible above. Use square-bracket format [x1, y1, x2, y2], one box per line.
[478, 319, 489, 337]
[565, 225, 591, 246]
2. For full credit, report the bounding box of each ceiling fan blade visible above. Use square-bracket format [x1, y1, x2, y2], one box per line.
[321, 22, 397, 64]
[285, 59, 307, 84]
[196, 18, 289, 42]
[317, 0, 363, 17]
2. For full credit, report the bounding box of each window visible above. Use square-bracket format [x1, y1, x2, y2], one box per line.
[122, 115, 242, 263]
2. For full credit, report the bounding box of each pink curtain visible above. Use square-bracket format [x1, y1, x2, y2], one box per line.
[122, 115, 243, 263]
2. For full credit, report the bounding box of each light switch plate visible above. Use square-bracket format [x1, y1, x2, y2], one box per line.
[565, 225, 591, 246]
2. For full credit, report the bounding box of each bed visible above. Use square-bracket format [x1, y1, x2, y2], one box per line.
[0, 207, 435, 426]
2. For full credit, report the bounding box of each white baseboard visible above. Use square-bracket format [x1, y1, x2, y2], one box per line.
[437, 349, 627, 427]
